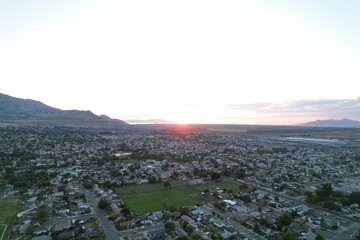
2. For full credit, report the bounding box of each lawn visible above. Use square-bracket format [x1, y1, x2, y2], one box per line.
[0, 198, 21, 240]
[116, 180, 239, 216]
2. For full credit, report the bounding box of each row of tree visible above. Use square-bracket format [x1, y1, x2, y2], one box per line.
[305, 183, 360, 211]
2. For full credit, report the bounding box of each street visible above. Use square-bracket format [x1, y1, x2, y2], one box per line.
[199, 204, 265, 240]
[76, 183, 165, 239]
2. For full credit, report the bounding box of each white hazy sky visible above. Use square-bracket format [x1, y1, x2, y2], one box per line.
[1, 0, 360, 124]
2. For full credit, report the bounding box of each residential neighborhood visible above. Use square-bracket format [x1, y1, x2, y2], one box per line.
[1, 125, 360, 240]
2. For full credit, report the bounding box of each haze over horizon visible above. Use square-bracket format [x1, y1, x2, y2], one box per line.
[1, 1, 360, 125]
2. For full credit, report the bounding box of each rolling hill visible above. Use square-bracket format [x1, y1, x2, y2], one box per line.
[300, 118, 360, 128]
[0, 93, 127, 128]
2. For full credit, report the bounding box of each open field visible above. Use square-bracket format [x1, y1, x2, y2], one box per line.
[0, 198, 21, 240]
[136, 124, 360, 139]
[116, 181, 239, 216]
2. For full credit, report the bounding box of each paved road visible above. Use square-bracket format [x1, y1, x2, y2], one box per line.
[44, 214, 94, 229]
[174, 221, 188, 237]
[226, 178, 358, 224]
[199, 204, 265, 240]
[76, 184, 120, 239]
[331, 223, 359, 240]
[76, 183, 165, 239]
[225, 178, 360, 239]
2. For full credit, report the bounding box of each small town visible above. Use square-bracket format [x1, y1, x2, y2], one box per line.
[1, 0, 360, 239]
[1, 125, 360, 240]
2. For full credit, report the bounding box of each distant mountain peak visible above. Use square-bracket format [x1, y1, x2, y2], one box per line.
[0, 92, 128, 128]
[300, 118, 360, 127]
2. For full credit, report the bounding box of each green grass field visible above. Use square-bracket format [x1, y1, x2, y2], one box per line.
[0, 198, 21, 240]
[116, 181, 239, 216]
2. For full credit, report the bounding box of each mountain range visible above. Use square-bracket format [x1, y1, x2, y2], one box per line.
[0, 93, 127, 128]
[2, 92, 360, 128]
[301, 118, 360, 127]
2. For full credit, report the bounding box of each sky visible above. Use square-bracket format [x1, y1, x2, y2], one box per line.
[1, 0, 360, 125]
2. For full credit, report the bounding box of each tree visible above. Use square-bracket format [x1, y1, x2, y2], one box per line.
[171, 171, 180, 180]
[165, 221, 175, 232]
[180, 207, 189, 215]
[253, 224, 260, 233]
[185, 225, 195, 234]
[148, 175, 161, 184]
[162, 200, 172, 211]
[238, 183, 248, 190]
[98, 199, 110, 210]
[235, 169, 246, 179]
[240, 194, 251, 203]
[103, 180, 113, 189]
[169, 205, 178, 212]
[315, 233, 325, 240]
[210, 172, 221, 181]
[164, 181, 171, 189]
[34, 205, 50, 223]
[316, 183, 333, 198]
[121, 206, 131, 216]
[349, 191, 360, 204]
[277, 214, 292, 227]
[177, 237, 189, 240]
[83, 181, 92, 189]
[283, 231, 298, 240]
[322, 201, 341, 211]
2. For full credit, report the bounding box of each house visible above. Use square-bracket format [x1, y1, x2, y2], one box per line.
[33, 226, 48, 235]
[232, 205, 247, 213]
[350, 203, 359, 209]
[210, 219, 226, 228]
[250, 211, 261, 220]
[58, 231, 75, 240]
[194, 229, 209, 239]
[32, 236, 52, 240]
[148, 228, 165, 239]
[57, 208, 69, 215]
[189, 209, 204, 218]
[119, 220, 135, 229]
[53, 192, 64, 197]
[26, 196, 38, 204]
[77, 201, 88, 209]
[139, 179, 149, 184]
[150, 211, 164, 221]
[221, 227, 237, 239]
[259, 225, 272, 235]
[223, 200, 237, 206]
[289, 222, 302, 232]
[53, 222, 71, 232]
[299, 232, 316, 240]
[5, 189, 20, 197]
[322, 217, 340, 230]
[80, 227, 98, 239]
[140, 216, 152, 225]
[235, 215, 249, 223]
[221, 231, 235, 239]
[122, 232, 148, 240]
[19, 224, 31, 234]
[181, 215, 195, 224]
